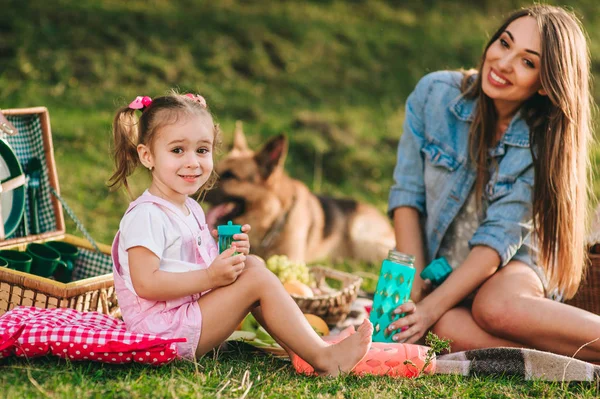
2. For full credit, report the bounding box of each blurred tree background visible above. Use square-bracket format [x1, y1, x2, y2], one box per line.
[1, 0, 599, 244]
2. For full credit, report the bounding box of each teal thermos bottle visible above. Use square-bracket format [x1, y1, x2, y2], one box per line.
[369, 249, 415, 342]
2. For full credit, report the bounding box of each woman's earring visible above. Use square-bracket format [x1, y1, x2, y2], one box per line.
[148, 166, 154, 172]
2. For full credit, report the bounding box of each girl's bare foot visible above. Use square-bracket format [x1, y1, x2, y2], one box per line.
[317, 319, 373, 376]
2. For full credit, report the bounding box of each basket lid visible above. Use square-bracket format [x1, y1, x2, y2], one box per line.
[0, 107, 65, 247]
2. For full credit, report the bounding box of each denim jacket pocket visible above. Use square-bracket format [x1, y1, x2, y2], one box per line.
[422, 142, 460, 202]
[421, 142, 460, 171]
[486, 175, 515, 202]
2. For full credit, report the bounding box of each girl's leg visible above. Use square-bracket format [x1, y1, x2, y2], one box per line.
[471, 261, 600, 362]
[195, 256, 372, 375]
[250, 305, 293, 354]
[432, 305, 525, 352]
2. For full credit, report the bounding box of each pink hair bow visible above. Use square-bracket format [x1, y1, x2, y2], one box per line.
[184, 93, 207, 108]
[128, 96, 153, 110]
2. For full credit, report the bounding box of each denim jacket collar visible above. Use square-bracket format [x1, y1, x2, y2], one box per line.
[449, 94, 530, 148]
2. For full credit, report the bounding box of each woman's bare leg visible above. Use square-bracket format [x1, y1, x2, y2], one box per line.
[432, 306, 524, 352]
[471, 261, 600, 361]
[195, 256, 372, 375]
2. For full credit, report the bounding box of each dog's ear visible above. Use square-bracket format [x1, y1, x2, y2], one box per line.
[255, 134, 288, 180]
[232, 121, 249, 153]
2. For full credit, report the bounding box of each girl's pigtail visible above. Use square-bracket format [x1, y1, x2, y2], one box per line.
[108, 107, 141, 199]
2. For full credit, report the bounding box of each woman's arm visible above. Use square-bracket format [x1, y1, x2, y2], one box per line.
[419, 245, 499, 320]
[393, 207, 428, 302]
[389, 245, 500, 343]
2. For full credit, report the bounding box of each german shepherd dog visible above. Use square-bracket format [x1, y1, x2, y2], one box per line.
[204, 123, 395, 264]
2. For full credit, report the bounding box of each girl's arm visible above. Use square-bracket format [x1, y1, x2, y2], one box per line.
[393, 207, 428, 302]
[128, 245, 244, 301]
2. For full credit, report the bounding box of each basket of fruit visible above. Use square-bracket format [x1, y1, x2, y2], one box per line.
[266, 255, 363, 326]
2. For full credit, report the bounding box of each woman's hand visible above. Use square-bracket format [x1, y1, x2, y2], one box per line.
[207, 246, 246, 287]
[387, 301, 436, 344]
[410, 278, 432, 304]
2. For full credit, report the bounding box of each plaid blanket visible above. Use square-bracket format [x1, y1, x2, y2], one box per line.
[436, 347, 600, 382]
[338, 297, 600, 382]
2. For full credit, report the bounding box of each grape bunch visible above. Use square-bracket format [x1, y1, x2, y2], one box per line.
[266, 255, 312, 285]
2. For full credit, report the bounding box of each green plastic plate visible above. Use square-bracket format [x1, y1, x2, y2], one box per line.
[0, 139, 25, 238]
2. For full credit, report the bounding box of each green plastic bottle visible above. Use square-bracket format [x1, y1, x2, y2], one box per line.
[369, 249, 415, 342]
[217, 221, 242, 254]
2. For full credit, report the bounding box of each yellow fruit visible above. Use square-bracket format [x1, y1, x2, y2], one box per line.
[283, 280, 314, 297]
[304, 314, 330, 336]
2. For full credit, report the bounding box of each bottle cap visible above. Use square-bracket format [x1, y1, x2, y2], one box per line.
[217, 220, 242, 236]
[420, 257, 453, 285]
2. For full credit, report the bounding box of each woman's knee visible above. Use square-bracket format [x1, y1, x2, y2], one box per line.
[471, 294, 515, 336]
[472, 262, 544, 336]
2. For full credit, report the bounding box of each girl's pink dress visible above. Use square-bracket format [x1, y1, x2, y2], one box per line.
[112, 192, 218, 359]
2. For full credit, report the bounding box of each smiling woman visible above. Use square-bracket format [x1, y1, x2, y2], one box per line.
[387, 4, 600, 363]
[481, 16, 545, 123]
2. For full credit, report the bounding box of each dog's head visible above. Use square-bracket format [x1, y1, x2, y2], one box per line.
[205, 122, 291, 242]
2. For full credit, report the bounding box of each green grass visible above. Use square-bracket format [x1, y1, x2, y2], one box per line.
[2, 0, 600, 244]
[1, 0, 600, 397]
[2, 344, 599, 399]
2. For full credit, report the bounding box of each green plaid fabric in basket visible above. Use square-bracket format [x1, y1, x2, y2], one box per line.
[73, 247, 113, 281]
[3, 113, 113, 281]
[2, 114, 57, 235]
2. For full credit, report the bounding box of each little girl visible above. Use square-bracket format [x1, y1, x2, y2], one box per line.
[107, 92, 372, 375]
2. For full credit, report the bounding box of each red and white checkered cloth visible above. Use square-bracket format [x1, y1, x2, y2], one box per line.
[0, 306, 185, 365]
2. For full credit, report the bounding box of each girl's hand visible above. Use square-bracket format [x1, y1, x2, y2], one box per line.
[210, 224, 252, 255]
[232, 224, 251, 255]
[207, 246, 246, 287]
[387, 301, 435, 344]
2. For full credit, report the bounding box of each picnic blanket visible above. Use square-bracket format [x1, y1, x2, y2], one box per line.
[338, 296, 600, 382]
[436, 347, 600, 382]
[0, 306, 183, 365]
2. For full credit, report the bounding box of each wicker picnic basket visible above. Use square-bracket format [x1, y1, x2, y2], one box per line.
[0, 107, 117, 318]
[290, 266, 362, 326]
[565, 252, 600, 315]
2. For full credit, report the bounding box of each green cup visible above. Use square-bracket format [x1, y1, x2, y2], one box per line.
[46, 241, 79, 283]
[0, 250, 33, 273]
[26, 243, 62, 278]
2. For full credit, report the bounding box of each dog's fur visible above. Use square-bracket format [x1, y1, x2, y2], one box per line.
[204, 123, 395, 263]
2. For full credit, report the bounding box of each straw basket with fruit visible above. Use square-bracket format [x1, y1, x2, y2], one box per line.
[265, 255, 362, 326]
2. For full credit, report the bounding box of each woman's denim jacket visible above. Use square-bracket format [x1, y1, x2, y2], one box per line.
[388, 71, 534, 267]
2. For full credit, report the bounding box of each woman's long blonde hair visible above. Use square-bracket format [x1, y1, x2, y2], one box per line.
[108, 93, 221, 200]
[462, 5, 592, 298]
